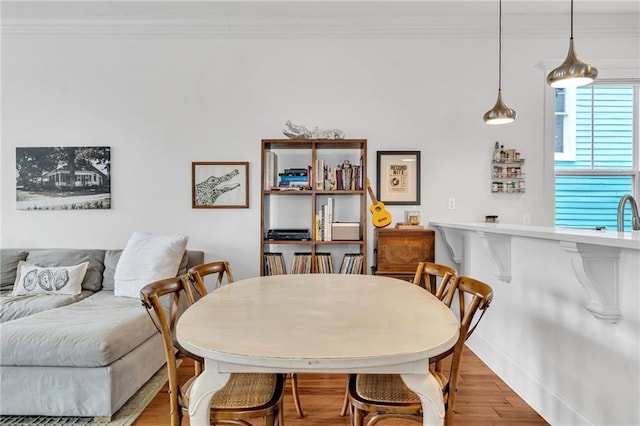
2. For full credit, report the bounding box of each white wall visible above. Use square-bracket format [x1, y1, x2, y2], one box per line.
[1, 13, 638, 282]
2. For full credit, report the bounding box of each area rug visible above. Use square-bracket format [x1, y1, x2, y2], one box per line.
[0, 364, 170, 426]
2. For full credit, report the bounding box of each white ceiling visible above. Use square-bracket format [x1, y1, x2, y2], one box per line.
[2, 1, 638, 38]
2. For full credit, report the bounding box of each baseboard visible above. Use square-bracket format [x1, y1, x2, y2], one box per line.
[466, 335, 592, 426]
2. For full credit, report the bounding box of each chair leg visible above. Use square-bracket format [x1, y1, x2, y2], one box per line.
[353, 406, 364, 426]
[340, 376, 350, 416]
[290, 373, 304, 417]
[264, 412, 275, 426]
[278, 400, 285, 426]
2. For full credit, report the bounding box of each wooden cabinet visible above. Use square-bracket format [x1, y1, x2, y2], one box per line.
[372, 228, 435, 282]
[260, 138, 367, 275]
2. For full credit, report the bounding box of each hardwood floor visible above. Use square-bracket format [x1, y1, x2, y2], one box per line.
[134, 346, 549, 425]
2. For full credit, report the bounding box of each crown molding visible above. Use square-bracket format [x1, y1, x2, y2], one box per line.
[2, 13, 638, 39]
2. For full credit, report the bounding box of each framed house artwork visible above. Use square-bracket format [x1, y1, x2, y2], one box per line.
[192, 162, 249, 208]
[376, 151, 421, 205]
[15, 146, 111, 210]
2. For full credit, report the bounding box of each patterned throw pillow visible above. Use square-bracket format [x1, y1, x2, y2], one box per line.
[12, 261, 88, 296]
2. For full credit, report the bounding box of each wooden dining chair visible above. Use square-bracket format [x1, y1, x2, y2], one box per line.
[346, 275, 494, 426]
[338, 261, 458, 418]
[140, 275, 285, 426]
[412, 261, 457, 301]
[187, 260, 234, 294]
[188, 260, 305, 418]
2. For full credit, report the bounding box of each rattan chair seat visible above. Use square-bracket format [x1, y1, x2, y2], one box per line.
[182, 373, 280, 409]
[356, 374, 421, 404]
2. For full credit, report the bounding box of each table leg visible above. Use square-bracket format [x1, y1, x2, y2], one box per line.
[188, 366, 230, 426]
[400, 372, 445, 426]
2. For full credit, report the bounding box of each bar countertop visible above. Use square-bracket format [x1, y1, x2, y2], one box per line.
[429, 221, 640, 250]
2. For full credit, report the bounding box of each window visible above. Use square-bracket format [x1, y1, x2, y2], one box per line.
[554, 83, 639, 231]
[554, 88, 576, 161]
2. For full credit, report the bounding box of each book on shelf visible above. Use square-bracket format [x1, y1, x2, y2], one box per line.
[315, 159, 325, 190]
[278, 174, 309, 181]
[264, 152, 278, 190]
[263, 252, 286, 276]
[315, 252, 334, 273]
[339, 253, 363, 274]
[325, 197, 333, 241]
[316, 197, 334, 241]
[314, 159, 362, 190]
[291, 252, 312, 274]
[282, 168, 308, 176]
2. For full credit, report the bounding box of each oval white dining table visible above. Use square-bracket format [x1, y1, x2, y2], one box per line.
[176, 273, 460, 426]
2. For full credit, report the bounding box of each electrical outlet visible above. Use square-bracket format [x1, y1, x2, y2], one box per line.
[522, 213, 531, 225]
[448, 197, 456, 210]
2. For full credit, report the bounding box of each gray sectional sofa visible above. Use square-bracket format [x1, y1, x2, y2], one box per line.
[0, 248, 204, 420]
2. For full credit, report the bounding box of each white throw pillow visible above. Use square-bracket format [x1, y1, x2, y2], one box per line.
[12, 261, 88, 296]
[114, 232, 189, 298]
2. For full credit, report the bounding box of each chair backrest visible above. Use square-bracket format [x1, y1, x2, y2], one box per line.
[438, 275, 493, 423]
[413, 261, 457, 302]
[140, 275, 196, 426]
[443, 275, 493, 342]
[187, 261, 234, 296]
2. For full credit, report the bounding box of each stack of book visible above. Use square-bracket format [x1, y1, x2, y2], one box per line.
[278, 168, 310, 189]
[263, 252, 286, 275]
[339, 253, 364, 274]
[291, 252, 312, 274]
[315, 253, 334, 273]
[316, 197, 334, 241]
[314, 159, 362, 191]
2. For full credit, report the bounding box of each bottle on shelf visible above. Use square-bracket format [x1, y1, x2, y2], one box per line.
[493, 141, 501, 162]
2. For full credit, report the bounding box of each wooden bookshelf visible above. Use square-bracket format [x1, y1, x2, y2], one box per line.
[260, 139, 367, 275]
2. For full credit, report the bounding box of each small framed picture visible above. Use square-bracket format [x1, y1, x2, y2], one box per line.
[376, 151, 421, 205]
[192, 162, 249, 208]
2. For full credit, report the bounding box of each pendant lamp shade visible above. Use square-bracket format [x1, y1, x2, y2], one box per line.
[546, 0, 598, 88]
[483, 90, 516, 124]
[483, 0, 516, 125]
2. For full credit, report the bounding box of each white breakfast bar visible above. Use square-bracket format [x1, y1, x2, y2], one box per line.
[430, 221, 640, 426]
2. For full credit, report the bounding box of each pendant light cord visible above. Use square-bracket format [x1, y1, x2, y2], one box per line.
[498, 0, 503, 91]
[570, 0, 574, 38]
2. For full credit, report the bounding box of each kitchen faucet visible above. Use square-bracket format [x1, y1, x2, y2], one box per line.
[617, 194, 640, 231]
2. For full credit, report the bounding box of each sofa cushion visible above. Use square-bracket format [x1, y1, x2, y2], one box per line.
[12, 261, 88, 296]
[0, 291, 158, 367]
[114, 232, 188, 298]
[0, 250, 28, 290]
[103, 249, 190, 291]
[25, 249, 105, 292]
[0, 289, 94, 323]
[101, 250, 122, 291]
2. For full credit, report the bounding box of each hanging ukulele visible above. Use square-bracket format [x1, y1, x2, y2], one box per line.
[366, 178, 392, 228]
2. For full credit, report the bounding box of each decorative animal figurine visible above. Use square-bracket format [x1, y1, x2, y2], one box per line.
[283, 121, 313, 139]
[282, 121, 345, 139]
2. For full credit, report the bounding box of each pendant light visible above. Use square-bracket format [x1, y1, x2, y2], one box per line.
[483, 0, 516, 125]
[546, 0, 598, 88]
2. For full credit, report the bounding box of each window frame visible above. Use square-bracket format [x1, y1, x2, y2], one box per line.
[554, 87, 577, 162]
[549, 79, 640, 230]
